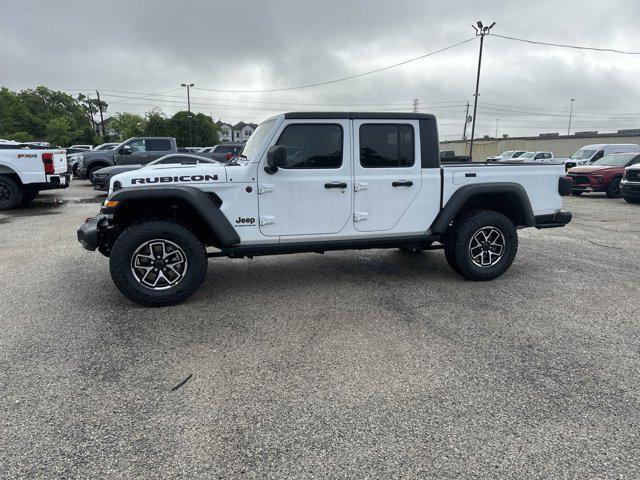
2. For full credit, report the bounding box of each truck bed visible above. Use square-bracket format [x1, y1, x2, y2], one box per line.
[441, 162, 566, 216]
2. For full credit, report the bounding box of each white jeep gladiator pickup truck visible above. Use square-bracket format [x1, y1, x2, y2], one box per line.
[77, 112, 572, 306]
[0, 142, 70, 210]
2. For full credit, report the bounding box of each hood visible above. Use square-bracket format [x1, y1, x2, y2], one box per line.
[80, 149, 115, 160]
[95, 165, 141, 175]
[568, 165, 624, 174]
[109, 163, 228, 191]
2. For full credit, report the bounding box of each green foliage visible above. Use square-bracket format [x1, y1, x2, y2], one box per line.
[109, 112, 146, 140]
[169, 111, 219, 147]
[10, 132, 34, 142]
[46, 117, 73, 146]
[0, 86, 97, 146]
[144, 107, 171, 137]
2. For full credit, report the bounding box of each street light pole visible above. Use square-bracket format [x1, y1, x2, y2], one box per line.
[567, 98, 575, 135]
[495, 118, 499, 138]
[469, 20, 495, 160]
[181, 82, 195, 145]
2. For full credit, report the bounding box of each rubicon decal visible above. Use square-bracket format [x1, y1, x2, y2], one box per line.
[131, 174, 218, 184]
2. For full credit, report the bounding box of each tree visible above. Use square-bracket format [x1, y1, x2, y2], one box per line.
[0, 86, 96, 145]
[168, 111, 219, 147]
[144, 107, 170, 137]
[10, 132, 34, 142]
[46, 117, 73, 147]
[109, 112, 146, 140]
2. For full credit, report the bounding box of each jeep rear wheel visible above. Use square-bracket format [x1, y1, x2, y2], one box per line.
[109, 220, 208, 307]
[0, 176, 22, 210]
[447, 211, 518, 281]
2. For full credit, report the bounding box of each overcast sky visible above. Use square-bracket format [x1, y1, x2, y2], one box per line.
[2, 0, 640, 140]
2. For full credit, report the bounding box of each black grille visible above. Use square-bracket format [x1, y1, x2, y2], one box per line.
[627, 170, 640, 181]
[569, 175, 591, 184]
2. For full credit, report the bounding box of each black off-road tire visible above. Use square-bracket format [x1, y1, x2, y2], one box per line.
[109, 220, 208, 307]
[606, 178, 622, 198]
[19, 189, 39, 206]
[623, 196, 640, 204]
[448, 210, 518, 281]
[0, 176, 22, 210]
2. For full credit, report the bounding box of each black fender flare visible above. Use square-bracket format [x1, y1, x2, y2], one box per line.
[430, 182, 535, 234]
[102, 186, 241, 246]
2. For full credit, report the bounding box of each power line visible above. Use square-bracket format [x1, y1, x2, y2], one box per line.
[194, 37, 477, 93]
[490, 33, 640, 55]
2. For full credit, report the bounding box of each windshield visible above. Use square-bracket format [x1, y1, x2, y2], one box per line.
[240, 119, 277, 159]
[570, 149, 596, 160]
[592, 154, 634, 166]
[499, 151, 515, 157]
[520, 152, 535, 158]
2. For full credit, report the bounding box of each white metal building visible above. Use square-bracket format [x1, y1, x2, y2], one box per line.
[441, 131, 640, 161]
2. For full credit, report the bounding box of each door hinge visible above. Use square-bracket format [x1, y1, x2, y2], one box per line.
[354, 211, 368, 222]
[354, 182, 368, 192]
[259, 215, 275, 226]
[258, 184, 273, 194]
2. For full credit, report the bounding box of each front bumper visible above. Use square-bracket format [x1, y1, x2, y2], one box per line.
[77, 214, 109, 251]
[568, 174, 607, 192]
[621, 181, 640, 198]
[535, 211, 572, 229]
[92, 175, 110, 191]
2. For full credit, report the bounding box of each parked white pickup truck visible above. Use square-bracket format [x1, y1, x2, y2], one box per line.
[0, 142, 70, 209]
[78, 112, 572, 306]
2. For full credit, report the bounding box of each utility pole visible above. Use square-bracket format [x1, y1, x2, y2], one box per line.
[181, 82, 195, 145]
[469, 20, 496, 160]
[567, 98, 575, 135]
[412, 98, 419, 113]
[495, 118, 499, 138]
[95, 90, 106, 137]
[462, 101, 470, 140]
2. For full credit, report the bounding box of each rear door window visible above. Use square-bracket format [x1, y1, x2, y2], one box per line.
[360, 124, 414, 168]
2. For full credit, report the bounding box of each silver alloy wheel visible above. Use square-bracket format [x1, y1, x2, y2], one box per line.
[468, 226, 505, 267]
[130, 239, 188, 290]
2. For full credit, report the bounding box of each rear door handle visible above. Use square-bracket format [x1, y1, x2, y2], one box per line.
[325, 182, 347, 189]
[392, 180, 413, 187]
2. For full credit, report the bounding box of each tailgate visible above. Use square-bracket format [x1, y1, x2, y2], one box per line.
[52, 150, 68, 174]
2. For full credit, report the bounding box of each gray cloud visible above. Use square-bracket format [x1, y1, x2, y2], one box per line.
[2, 0, 640, 139]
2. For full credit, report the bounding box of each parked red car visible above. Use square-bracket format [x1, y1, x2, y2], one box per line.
[567, 152, 640, 198]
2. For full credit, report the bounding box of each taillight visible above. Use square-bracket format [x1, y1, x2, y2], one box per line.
[42, 152, 55, 174]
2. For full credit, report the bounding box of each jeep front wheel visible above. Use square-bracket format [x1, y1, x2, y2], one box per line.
[109, 220, 208, 307]
[446, 211, 518, 281]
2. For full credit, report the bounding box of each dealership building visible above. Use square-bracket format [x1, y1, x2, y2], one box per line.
[440, 130, 640, 161]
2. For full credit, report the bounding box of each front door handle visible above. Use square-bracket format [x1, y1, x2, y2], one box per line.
[392, 180, 413, 187]
[325, 182, 347, 189]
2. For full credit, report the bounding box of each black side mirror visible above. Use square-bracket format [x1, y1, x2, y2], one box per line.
[121, 145, 132, 155]
[265, 145, 286, 174]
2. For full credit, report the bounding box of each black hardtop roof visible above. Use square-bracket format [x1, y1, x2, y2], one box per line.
[284, 112, 436, 121]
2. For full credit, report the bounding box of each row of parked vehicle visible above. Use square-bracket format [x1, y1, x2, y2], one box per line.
[486, 144, 640, 202]
[68, 138, 245, 190]
[0, 137, 246, 210]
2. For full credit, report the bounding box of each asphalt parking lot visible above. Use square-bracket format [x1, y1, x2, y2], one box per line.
[1, 183, 639, 479]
